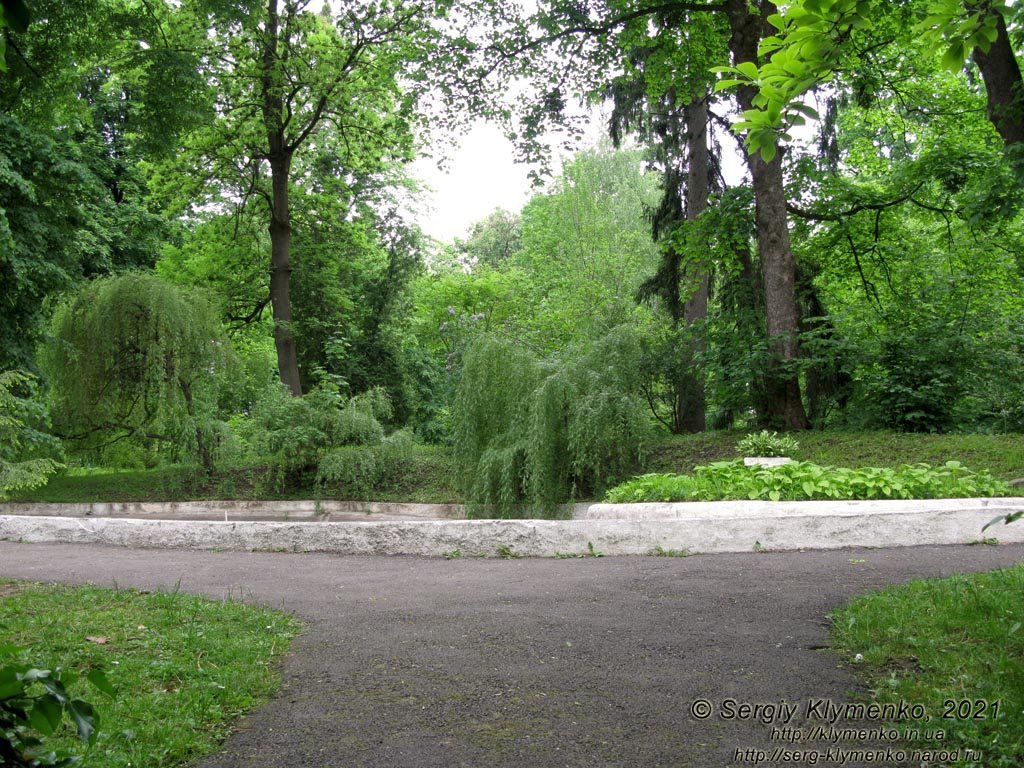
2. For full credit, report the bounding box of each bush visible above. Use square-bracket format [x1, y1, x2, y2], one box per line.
[736, 430, 799, 457]
[453, 327, 650, 517]
[316, 429, 415, 499]
[604, 460, 1012, 503]
[227, 384, 402, 490]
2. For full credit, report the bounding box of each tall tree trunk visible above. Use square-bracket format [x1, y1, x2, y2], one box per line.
[268, 153, 302, 396]
[727, 0, 808, 430]
[263, 0, 303, 396]
[676, 94, 711, 432]
[972, 6, 1024, 151]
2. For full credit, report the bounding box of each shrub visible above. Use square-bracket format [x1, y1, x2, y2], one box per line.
[230, 384, 394, 488]
[604, 460, 1012, 503]
[1, 644, 114, 767]
[316, 429, 415, 498]
[736, 430, 799, 457]
[453, 327, 650, 517]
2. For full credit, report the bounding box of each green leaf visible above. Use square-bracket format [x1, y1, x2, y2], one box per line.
[735, 61, 761, 81]
[29, 695, 64, 736]
[86, 668, 117, 699]
[941, 41, 965, 71]
[67, 698, 99, 744]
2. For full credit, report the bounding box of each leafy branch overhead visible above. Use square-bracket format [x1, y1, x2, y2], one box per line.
[710, 0, 1015, 159]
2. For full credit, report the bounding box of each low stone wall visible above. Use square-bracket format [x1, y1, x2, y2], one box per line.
[2, 498, 1022, 556]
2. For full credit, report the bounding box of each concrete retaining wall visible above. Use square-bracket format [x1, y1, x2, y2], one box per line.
[3, 497, 1023, 556]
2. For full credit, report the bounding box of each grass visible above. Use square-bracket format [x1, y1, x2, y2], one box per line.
[830, 565, 1024, 766]
[647, 431, 1024, 482]
[0, 579, 302, 767]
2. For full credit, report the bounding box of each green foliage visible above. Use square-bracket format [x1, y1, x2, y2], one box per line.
[40, 274, 237, 470]
[0, 645, 114, 767]
[830, 565, 1024, 767]
[605, 460, 1012, 503]
[228, 384, 393, 487]
[1, 580, 300, 768]
[0, 371, 62, 500]
[316, 429, 416, 500]
[736, 430, 799, 458]
[453, 328, 650, 517]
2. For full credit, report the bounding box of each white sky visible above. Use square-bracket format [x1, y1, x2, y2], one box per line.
[411, 122, 541, 243]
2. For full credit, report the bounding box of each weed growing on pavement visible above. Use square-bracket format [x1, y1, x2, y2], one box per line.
[650, 546, 690, 557]
[496, 543, 521, 559]
[0, 579, 301, 768]
[553, 542, 604, 559]
[830, 565, 1024, 767]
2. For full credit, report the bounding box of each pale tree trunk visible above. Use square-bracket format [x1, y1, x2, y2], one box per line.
[262, 0, 303, 396]
[727, 0, 808, 430]
[676, 94, 711, 432]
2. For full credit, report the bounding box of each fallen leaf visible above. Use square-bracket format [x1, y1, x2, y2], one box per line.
[85, 636, 109, 644]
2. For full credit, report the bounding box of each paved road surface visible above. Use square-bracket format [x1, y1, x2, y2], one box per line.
[2, 541, 1022, 767]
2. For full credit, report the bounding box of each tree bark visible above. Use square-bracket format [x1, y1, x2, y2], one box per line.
[972, 6, 1024, 150]
[263, 0, 303, 396]
[676, 94, 711, 433]
[726, 0, 808, 430]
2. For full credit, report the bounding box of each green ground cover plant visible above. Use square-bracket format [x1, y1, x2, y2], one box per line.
[0, 579, 301, 767]
[830, 565, 1024, 767]
[604, 460, 1013, 503]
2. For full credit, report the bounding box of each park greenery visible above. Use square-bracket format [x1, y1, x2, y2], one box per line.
[1, 0, 1023, 513]
[831, 564, 1024, 767]
[0, 580, 300, 767]
[604, 460, 1012, 503]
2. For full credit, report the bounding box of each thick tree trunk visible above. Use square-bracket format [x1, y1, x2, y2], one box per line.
[263, 0, 302, 396]
[268, 153, 302, 396]
[972, 8, 1024, 150]
[676, 94, 711, 433]
[727, 0, 808, 430]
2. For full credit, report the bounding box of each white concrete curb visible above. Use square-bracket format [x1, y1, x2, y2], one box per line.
[2, 497, 1023, 556]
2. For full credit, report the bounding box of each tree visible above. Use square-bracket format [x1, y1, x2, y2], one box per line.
[453, 208, 523, 267]
[0, 370, 62, 500]
[181, 0, 431, 396]
[40, 273, 237, 471]
[0, 0, 207, 372]
[444, 0, 811, 427]
[716, 0, 1024, 169]
[606, 9, 729, 431]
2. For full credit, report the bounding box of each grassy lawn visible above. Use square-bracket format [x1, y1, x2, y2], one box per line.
[1, 579, 301, 767]
[830, 565, 1024, 767]
[647, 431, 1024, 481]
[7, 431, 1022, 505]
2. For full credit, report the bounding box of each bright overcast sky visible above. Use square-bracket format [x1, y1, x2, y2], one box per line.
[410, 122, 541, 243]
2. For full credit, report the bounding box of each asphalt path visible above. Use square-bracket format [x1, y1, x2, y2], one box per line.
[2, 541, 1023, 767]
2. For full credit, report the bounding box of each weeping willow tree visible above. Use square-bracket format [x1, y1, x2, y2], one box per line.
[40, 273, 237, 471]
[453, 327, 651, 518]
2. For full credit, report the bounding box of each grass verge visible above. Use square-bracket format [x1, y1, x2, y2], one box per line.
[0, 579, 301, 767]
[829, 565, 1024, 767]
